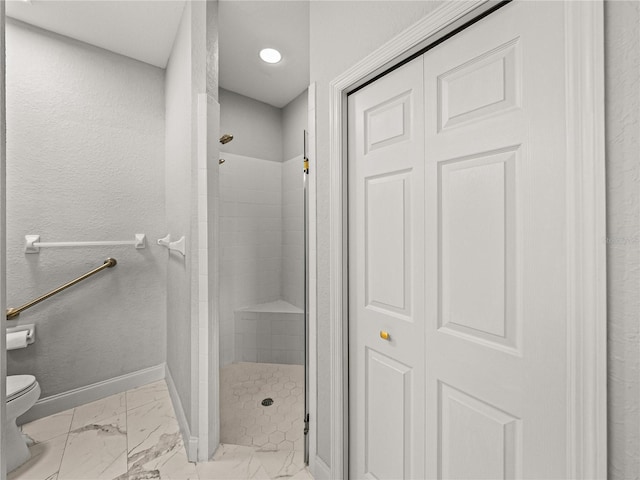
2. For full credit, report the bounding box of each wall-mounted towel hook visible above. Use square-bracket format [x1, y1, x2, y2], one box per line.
[157, 234, 186, 257]
[157, 234, 171, 248]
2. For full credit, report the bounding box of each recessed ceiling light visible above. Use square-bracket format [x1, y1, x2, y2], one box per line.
[259, 48, 282, 64]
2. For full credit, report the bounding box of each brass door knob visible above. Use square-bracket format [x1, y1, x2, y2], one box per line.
[380, 331, 390, 341]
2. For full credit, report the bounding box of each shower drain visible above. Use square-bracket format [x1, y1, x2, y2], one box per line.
[261, 398, 274, 407]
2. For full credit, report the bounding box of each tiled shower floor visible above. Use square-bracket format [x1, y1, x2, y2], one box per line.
[10, 378, 312, 480]
[220, 363, 305, 451]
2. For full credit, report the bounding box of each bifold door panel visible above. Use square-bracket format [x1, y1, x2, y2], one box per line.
[349, 56, 425, 480]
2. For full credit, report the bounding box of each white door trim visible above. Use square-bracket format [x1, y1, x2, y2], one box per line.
[563, 2, 607, 477]
[327, 1, 606, 479]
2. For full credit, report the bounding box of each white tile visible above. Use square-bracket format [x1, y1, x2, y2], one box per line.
[197, 444, 267, 479]
[199, 248, 211, 266]
[287, 351, 305, 366]
[240, 349, 257, 363]
[198, 171, 207, 195]
[70, 393, 125, 431]
[199, 274, 208, 300]
[127, 396, 180, 459]
[237, 319, 257, 334]
[127, 433, 198, 480]
[198, 196, 209, 223]
[21, 409, 74, 445]
[243, 333, 257, 350]
[257, 350, 272, 364]
[57, 414, 127, 480]
[8, 433, 67, 480]
[256, 333, 271, 350]
[270, 320, 287, 336]
[256, 318, 271, 337]
[126, 381, 170, 411]
[199, 301, 210, 326]
[271, 351, 288, 364]
[253, 449, 308, 479]
[222, 201, 238, 218]
[271, 335, 288, 351]
[290, 467, 315, 479]
[290, 335, 304, 352]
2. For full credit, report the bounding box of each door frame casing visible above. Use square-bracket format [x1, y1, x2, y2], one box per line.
[327, 1, 607, 479]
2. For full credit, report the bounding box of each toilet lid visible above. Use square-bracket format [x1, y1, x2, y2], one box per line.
[7, 375, 36, 402]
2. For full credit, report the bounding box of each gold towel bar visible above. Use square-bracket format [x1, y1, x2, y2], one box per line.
[6, 258, 117, 320]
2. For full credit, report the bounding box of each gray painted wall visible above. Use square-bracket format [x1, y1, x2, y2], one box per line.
[5, 19, 167, 397]
[165, 3, 194, 434]
[605, 1, 640, 478]
[310, 1, 640, 474]
[283, 90, 308, 161]
[219, 88, 283, 162]
[220, 87, 308, 162]
[165, 0, 209, 442]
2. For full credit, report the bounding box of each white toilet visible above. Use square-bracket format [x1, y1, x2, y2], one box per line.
[6, 375, 41, 473]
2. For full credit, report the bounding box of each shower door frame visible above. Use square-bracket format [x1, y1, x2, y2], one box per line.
[325, 1, 607, 479]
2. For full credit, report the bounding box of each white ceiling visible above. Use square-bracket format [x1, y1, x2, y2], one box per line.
[219, 0, 310, 107]
[6, 0, 186, 69]
[6, 0, 310, 108]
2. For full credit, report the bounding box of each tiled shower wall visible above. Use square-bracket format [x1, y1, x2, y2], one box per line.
[234, 310, 304, 364]
[219, 154, 283, 366]
[219, 154, 305, 366]
[282, 156, 305, 310]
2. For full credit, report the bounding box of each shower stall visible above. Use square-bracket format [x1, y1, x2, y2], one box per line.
[217, 87, 308, 453]
[218, 155, 304, 367]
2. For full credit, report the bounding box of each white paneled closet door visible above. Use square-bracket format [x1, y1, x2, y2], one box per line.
[349, 1, 571, 478]
[348, 56, 425, 480]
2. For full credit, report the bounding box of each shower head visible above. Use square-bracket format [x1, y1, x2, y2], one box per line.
[220, 134, 234, 145]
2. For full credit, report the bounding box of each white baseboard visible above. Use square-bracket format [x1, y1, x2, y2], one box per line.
[19, 363, 165, 425]
[310, 455, 332, 480]
[165, 365, 198, 462]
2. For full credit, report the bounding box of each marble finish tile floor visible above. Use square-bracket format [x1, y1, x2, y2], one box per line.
[220, 363, 305, 452]
[9, 379, 312, 480]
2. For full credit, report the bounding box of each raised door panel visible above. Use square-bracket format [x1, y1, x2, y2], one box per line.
[365, 172, 411, 318]
[365, 350, 412, 479]
[366, 92, 412, 153]
[438, 39, 520, 131]
[427, 31, 524, 163]
[439, 383, 521, 479]
[438, 149, 520, 353]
